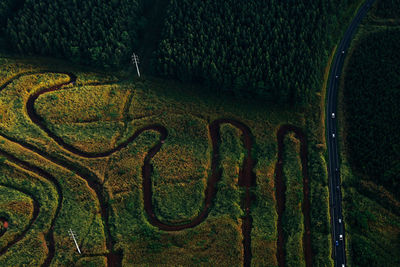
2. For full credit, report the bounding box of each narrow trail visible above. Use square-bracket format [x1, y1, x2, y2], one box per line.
[275, 125, 312, 267]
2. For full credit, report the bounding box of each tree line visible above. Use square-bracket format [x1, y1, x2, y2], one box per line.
[4, 0, 147, 67]
[375, 0, 400, 19]
[344, 28, 400, 199]
[1, 0, 361, 104]
[155, 0, 359, 104]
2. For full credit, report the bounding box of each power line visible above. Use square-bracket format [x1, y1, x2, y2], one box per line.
[131, 53, 141, 77]
[68, 228, 81, 254]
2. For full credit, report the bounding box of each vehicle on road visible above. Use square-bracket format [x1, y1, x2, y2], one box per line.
[327, 1, 373, 266]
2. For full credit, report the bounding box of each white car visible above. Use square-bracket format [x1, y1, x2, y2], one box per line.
[339, 234, 343, 240]
[332, 133, 335, 138]
[342, 50, 345, 54]
[339, 218, 342, 223]
[336, 75, 339, 78]
[332, 112, 335, 118]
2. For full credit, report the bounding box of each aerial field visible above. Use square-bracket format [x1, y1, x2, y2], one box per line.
[0, 0, 394, 266]
[0, 55, 331, 266]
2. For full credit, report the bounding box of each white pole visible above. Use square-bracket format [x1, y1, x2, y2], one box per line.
[135, 57, 141, 77]
[132, 53, 141, 77]
[69, 229, 81, 254]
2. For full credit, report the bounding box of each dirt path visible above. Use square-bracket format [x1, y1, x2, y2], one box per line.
[275, 125, 312, 267]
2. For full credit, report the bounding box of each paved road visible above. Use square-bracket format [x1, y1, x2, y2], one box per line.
[326, 0, 375, 266]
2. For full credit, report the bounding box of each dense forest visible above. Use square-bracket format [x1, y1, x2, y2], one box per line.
[4, 0, 150, 67]
[374, 0, 400, 18]
[0, 0, 361, 104]
[0, 0, 22, 29]
[344, 28, 400, 199]
[155, 0, 359, 104]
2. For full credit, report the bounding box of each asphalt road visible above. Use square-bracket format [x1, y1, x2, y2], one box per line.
[326, 0, 375, 266]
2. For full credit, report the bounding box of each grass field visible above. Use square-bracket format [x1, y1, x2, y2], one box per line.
[0, 52, 333, 266]
[0, 184, 35, 251]
[282, 133, 305, 267]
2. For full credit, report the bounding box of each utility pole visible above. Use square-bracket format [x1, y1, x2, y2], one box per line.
[131, 53, 141, 77]
[68, 228, 81, 254]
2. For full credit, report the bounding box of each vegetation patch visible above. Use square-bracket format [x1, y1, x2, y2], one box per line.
[155, 0, 361, 104]
[0, 54, 331, 266]
[0, 163, 56, 266]
[0, 0, 362, 105]
[344, 187, 400, 266]
[282, 133, 305, 267]
[343, 28, 400, 198]
[151, 116, 210, 223]
[0, 0, 375, 264]
[0, 185, 34, 248]
[374, 0, 400, 19]
[6, 0, 143, 67]
[339, 21, 400, 266]
[35, 84, 130, 153]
